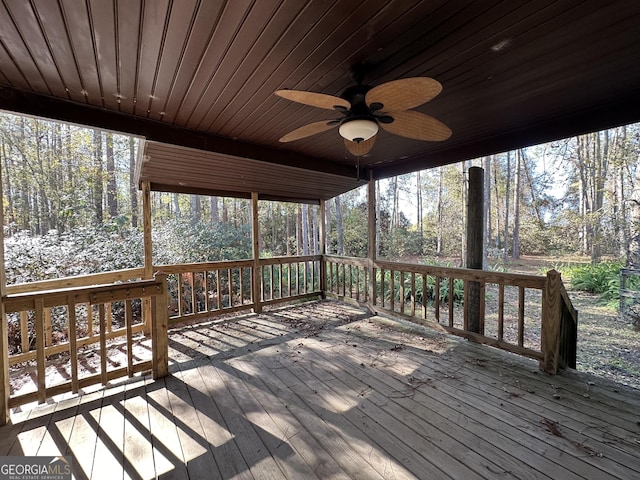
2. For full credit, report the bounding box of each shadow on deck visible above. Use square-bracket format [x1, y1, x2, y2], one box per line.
[1, 300, 639, 479]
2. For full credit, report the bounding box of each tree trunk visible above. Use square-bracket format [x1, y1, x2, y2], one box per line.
[129, 137, 138, 227]
[436, 167, 443, 255]
[93, 129, 103, 226]
[503, 152, 511, 261]
[312, 205, 318, 254]
[302, 204, 311, 255]
[335, 196, 344, 255]
[189, 194, 201, 226]
[210, 196, 219, 224]
[416, 170, 423, 253]
[375, 180, 381, 257]
[512, 150, 521, 259]
[483, 156, 491, 269]
[105, 133, 118, 218]
[461, 161, 469, 262]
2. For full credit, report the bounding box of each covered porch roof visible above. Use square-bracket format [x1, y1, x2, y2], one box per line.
[0, 1, 639, 201]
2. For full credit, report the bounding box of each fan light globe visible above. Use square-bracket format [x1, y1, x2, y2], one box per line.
[339, 119, 378, 143]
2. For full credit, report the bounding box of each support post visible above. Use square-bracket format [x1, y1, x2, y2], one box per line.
[151, 274, 169, 379]
[0, 161, 8, 424]
[142, 181, 153, 336]
[540, 269, 562, 374]
[368, 172, 377, 307]
[251, 192, 262, 313]
[466, 166, 484, 333]
[318, 199, 326, 296]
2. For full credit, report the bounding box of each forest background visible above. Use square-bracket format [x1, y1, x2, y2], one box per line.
[1, 112, 639, 387]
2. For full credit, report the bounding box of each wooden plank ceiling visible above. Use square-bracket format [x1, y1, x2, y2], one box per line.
[0, 0, 639, 201]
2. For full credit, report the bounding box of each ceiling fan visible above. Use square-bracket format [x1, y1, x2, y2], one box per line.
[275, 76, 452, 156]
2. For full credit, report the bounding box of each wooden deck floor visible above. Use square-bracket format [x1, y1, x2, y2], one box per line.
[1, 300, 639, 479]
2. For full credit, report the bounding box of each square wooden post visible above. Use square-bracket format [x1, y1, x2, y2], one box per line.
[251, 192, 262, 313]
[0, 302, 8, 426]
[142, 180, 153, 336]
[151, 274, 169, 379]
[318, 199, 326, 297]
[367, 172, 377, 307]
[0, 164, 9, 425]
[540, 269, 562, 374]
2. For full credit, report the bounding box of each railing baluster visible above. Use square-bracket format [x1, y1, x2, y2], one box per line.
[125, 299, 133, 377]
[448, 277, 454, 328]
[34, 298, 46, 403]
[463, 280, 469, 331]
[411, 272, 416, 317]
[99, 304, 107, 386]
[205, 270, 211, 311]
[106, 302, 113, 332]
[67, 295, 79, 394]
[518, 286, 525, 347]
[422, 273, 427, 319]
[390, 270, 395, 311]
[44, 307, 52, 347]
[216, 269, 222, 309]
[191, 271, 197, 313]
[87, 303, 94, 336]
[380, 268, 385, 308]
[20, 310, 29, 353]
[435, 276, 441, 323]
[400, 271, 405, 314]
[239, 268, 244, 305]
[498, 284, 505, 341]
[480, 282, 486, 335]
[178, 273, 184, 317]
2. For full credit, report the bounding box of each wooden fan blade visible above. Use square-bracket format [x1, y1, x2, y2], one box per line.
[366, 77, 442, 111]
[344, 136, 376, 156]
[275, 89, 350, 110]
[279, 120, 337, 142]
[381, 110, 451, 141]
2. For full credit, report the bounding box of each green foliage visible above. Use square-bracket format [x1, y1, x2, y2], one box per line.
[152, 219, 251, 265]
[4, 224, 143, 285]
[377, 269, 464, 306]
[563, 262, 621, 294]
[562, 262, 623, 307]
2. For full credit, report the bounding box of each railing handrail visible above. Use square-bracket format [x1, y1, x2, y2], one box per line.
[373, 259, 546, 288]
[4, 277, 163, 308]
[5, 267, 146, 295]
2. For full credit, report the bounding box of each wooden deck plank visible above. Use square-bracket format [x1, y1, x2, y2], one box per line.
[241, 353, 389, 480]
[229, 357, 354, 480]
[90, 385, 127, 480]
[198, 360, 310, 480]
[245, 316, 554, 480]
[2, 301, 639, 480]
[190, 360, 285, 480]
[145, 377, 189, 479]
[286, 335, 553, 480]
[123, 377, 156, 479]
[320, 320, 638, 480]
[178, 361, 253, 480]
[65, 388, 105, 479]
[257, 350, 461, 479]
[163, 363, 222, 479]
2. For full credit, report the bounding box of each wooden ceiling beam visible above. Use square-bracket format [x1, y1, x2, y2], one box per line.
[0, 86, 362, 179]
[373, 92, 640, 180]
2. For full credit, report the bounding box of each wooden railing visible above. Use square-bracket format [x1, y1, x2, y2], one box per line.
[541, 270, 578, 373]
[259, 255, 322, 307]
[1, 255, 577, 423]
[324, 256, 577, 372]
[157, 255, 323, 325]
[2, 275, 168, 413]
